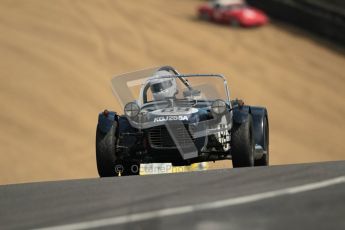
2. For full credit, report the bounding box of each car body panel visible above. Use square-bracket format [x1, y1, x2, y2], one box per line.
[198, 1, 268, 27]
[97, 66, 268, 165]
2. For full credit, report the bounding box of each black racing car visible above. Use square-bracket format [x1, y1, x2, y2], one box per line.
[96, 66, 269, 176]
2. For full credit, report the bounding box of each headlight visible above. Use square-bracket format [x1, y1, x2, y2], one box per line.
[124, 102, 140, 118]
[211, 100, 227, 115]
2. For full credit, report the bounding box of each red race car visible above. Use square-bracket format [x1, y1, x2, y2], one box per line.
[198, 0, 268, 27]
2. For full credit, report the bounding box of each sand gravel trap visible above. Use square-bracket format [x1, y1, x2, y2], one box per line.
[0, 0, 344, 184]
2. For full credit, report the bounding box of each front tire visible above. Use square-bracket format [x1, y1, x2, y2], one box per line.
[254, 116, 269, 166]
[96, 122, 118, 177]
[231, 114, 255, 167]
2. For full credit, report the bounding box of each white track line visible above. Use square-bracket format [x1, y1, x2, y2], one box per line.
[37, 176, 345, 230]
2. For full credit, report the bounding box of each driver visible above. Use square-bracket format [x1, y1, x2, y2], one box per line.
[149, 70, 178, 101]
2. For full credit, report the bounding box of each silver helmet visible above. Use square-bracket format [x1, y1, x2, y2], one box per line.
[149, 70, 177, 101]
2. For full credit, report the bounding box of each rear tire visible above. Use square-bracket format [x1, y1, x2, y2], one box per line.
[96, 122, 117, 177]
[231, 115, 255, 167]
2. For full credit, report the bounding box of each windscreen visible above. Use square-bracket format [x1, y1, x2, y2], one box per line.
[111, 67, 229, 108]
[110, 67, 232, 160]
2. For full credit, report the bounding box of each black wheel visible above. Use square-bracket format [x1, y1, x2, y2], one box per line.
[231, 114, 255, 167]
[199, 12, 210, 21]
[96, 122, 118, 177]
[230, 19, 240, 27]
[255, 116, 269, 166]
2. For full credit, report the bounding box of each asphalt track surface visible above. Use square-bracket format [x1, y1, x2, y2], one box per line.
[1, 161, 344, 230]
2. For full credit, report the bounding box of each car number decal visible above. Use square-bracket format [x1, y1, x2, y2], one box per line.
[154, 116, 189, 122]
